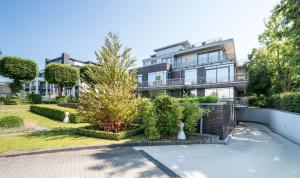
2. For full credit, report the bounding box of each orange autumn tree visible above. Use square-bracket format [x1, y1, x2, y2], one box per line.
[78, 32, 140, 132]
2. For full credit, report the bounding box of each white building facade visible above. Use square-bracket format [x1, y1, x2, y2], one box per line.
[26, 53, 95, 100]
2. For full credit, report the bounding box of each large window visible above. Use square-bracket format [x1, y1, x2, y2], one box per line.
[208, 51, 219, 63]
[198, 53, 208, 64]
[137, 74, 143, 86]
[185, 69, 197, 85]
[206, 66, 231, 83]
[197, 50, 224, 64]
[162, 57, 172, 64]
[148, 71, 167, 86]
[217, 67, 229, 83]
[205, 87, 234, 99]
[206, 69, 217, 83]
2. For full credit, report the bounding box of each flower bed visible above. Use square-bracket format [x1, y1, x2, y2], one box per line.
[30, 104, 82, 123]
[77, 126, 144, 141]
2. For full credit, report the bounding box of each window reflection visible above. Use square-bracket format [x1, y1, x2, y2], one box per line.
[185, 69, 197, 85]
[148, 71, 167, 86]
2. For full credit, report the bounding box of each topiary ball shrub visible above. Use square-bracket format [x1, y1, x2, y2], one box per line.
[28, 93, 42, 104]
[0, 115, 24, 128]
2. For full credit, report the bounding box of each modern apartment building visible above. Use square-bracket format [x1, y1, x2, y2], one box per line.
[25, 53, 95, 99]
[134, 38, 248, 100]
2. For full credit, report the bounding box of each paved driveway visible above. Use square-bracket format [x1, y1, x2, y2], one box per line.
[0, 147, 174, 178]
[136, 122, 300, 178]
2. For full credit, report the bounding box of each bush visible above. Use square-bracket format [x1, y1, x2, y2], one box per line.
[248, 94, 267, 107]
[139, 99, 160, 140]
[154, 95, 183, 138]
[182, 102, 202, 135]
[77, 126, 144, 141]
[4, 95, 20, 105]
[176, 95, 218, 104]
[200, 95, 218, 103]
[28, 93, 42, 104]
[0, 115, 24, 128]
[30, 104, 82, 123]
[0, 96, 6, 104]
[268, 92, 300, 113]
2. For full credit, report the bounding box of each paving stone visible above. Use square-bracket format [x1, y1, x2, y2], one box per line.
[0, 147, 172, 178]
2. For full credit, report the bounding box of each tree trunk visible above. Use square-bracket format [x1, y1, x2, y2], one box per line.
[58, 85, 64, 97]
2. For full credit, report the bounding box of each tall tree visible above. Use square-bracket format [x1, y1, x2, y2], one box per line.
[45, 63, 79, 97]
[79, 65, 101, 88]
[78, 32, 140, 132]
[247, 0, 300, 95]
[247, 48, 272, 96]
[0, 56, 38, 94]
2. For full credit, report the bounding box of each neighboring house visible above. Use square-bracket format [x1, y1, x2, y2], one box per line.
[0, 82, 11, 96]
[134, 38, 248, 100]
[25, 53, 95, 99]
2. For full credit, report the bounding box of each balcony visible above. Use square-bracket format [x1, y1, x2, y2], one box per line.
[136, 74, 248, 91]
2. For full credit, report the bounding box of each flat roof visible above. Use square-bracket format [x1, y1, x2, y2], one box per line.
[153, 40, 191, 52]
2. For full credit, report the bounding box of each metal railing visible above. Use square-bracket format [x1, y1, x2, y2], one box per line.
[173, 54, 236, 69]
[138, 74, 247, 88]
[219, 97, 249, 106]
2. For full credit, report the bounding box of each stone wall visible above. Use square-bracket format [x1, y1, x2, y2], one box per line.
[200, 103, 236, 140]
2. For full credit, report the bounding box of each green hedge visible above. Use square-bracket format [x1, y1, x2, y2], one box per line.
[77, 126, 144, 141]
[30, 104, 82, 123]
[268, 92, 300, 113]
[176, 95, 218, 104]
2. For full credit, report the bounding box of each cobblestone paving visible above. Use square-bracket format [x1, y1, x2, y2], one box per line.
[0, 147, 171, 178]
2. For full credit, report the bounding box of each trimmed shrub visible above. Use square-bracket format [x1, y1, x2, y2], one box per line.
[268, 92, 300, 113]
[200, 95, 218, 103]
[28, 93, 42, 104]
[77, 126, 144, 141]
[176, 96, 218, 104]
[182, 102, 202, 135]
[30, 105, 82, 123]
[4, 95, 20, 105]
[0, 115, 24, 128]
[45, 63, 79, 97]
[57, 103, 78, 109]
[139, 99, 160, 140]
[154, 95, 183, 138]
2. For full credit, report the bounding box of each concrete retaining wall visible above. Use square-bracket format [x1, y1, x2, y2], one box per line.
[236, 108, 300, 145]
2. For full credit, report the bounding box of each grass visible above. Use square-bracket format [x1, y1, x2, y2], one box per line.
[0, 105, 146, 154]
[0, 128, 145, 154]
[0, 104, 30, 110]
[0, 110, 87, 129]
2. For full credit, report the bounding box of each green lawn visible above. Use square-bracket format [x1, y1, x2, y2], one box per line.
[0, 104, 30, 110]
[0, 109, 87, 129]
[0, 105, 146, 154]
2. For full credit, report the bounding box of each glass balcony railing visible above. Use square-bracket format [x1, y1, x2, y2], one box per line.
[137, 74, 247, 88]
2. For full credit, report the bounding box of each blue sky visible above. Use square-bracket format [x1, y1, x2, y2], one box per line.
[1, 0, 278, 70]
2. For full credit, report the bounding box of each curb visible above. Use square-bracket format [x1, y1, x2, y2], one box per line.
[219, 129, 235, 145]
[0, 136, 218, 158]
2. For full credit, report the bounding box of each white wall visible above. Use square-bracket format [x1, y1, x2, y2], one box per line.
[237, 108, 300, 145]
